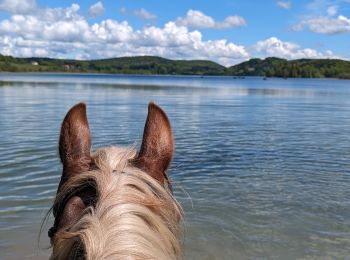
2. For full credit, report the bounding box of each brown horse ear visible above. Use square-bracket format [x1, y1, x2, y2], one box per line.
[133, 102, 174, 186]
[58, 103, 91, 188]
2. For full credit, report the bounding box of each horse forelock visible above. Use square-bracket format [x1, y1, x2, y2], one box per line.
[50, 146, 183, 260]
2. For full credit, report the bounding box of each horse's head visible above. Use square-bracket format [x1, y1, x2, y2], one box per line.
[49, 102, 183, 259]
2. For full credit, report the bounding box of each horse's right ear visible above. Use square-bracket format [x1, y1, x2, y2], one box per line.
[133, 102, 174, 187]
[58, 103, 91, 188]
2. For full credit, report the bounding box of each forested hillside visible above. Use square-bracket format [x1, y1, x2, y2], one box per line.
[0, 54, 349, 78]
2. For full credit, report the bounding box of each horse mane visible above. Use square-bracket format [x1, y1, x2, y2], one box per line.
[50, 146, 183, 260]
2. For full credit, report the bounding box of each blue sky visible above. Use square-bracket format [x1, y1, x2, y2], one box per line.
[0, 0, 349, 66]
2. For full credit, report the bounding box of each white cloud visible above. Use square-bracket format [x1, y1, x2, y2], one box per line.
[0, 4, 249, 66]
[134, 8, 156, 20]
[305, 0, 343, 15]
[217, 16, 247, 29]
[293, 1, 350, 34]
[253, 37, 341, 59]
[0, 0, 37, 14]
[327, 5, 338, 16]
[89, 1, 105, 18]
[120, 7, 127, 15]
[176, 9, 246, 29]
[90, 20, 135, 42]
[177, 10, 215, 28]
[293, 15, 350, 34]
[277, 1, 291, 9]
[0, 4, 88, 42]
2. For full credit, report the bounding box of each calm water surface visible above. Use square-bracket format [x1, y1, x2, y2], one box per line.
[0, 73, 350, 259]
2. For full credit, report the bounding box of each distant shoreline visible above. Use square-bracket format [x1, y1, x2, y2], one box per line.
[0, 71, 349, 81]
[0, 72, 348, 84]
[0, 54, 349, 79]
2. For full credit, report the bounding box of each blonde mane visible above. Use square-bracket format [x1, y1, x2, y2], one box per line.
[51, 146, 183, 260]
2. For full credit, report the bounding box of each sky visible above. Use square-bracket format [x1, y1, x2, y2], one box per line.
[0, 0, 349, 66]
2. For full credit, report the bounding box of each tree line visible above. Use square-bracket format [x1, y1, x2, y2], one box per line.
[0, 54, 349, 79]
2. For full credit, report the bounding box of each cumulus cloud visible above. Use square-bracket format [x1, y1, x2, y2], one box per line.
[253, 37, 341, 59]
[293, 14, 350, 34]
[134, 8, 156, 20]
[0, 4, 88, 42]
[277, 1, 291, 9]
[0, 4, 249, 65]
[293, 3, 350, 34]
[176, 9, 246, 29]
[89, 1, 105, 17]
[0, 0, 37, 14]
[100, 22, 249, 65]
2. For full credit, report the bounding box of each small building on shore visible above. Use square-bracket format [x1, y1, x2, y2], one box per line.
[64, 64, 75, 70]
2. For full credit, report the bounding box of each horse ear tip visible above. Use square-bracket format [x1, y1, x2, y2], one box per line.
[148, 102, 168, 117]
[74, 102, 87, 110]
[148, 102, 158, 111]
[66, 102, 87, 117]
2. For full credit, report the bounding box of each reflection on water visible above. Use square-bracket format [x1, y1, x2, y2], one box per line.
[0, 74, 350, 259]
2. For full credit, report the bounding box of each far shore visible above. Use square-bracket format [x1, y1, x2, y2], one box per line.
[0, 71, 349, 81]
[0, 54, 349, 79]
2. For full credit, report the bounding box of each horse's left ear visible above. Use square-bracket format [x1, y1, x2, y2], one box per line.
[133, 102, 174, 186]
[58, 103, 91, 190]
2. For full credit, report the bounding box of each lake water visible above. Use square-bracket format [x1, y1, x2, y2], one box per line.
[0, 73, 350, 259]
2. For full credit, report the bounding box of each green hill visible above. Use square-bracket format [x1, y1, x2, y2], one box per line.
[0, 55, 226, 75]
[227, 57, 350, 79]
[0, 54, 349, 78]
